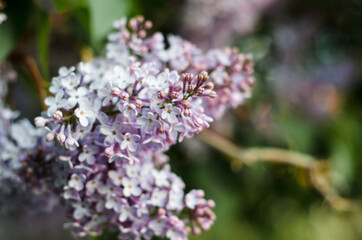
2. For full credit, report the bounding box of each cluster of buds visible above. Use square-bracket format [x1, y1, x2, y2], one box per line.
[0, 16, 255, 239]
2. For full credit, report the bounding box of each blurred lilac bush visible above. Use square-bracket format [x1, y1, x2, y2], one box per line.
[181, 0, 275, 49]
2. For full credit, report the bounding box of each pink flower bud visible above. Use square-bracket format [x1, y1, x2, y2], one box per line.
[105, 146, 115, 157]
[192, 226, 202, 236]
[208, 91, 217, 98]
[120, 92, 129, 101]
[187, 85, 195, 93]
[196, 190, 205, 198]
[46, 132, 55, 142]
[173, 85, 182, 92]
[196, 88, 205, 96]
[138, 30, 147, 38]
[170, 91, 179, 99]
[159, 125, 166, 133]
[140, 46, 148, 54]
[57, 132, 66, 144]
[158, 208, 166, 216]
[122, 31, 130, 41]
[181, 100, 191, 109]
[184, 109, 192, 117]
[205, 82, 214, 90]
[52, 111, 63, 121]
[111, 87, 122, 96]
[207, 200, 216, 208]
[134, 99, 142, 108]
[136, 15, 144, 24]
[158, 92, 166, 99]
[144, 20, 153, 29]
[34, 117, 48, 128]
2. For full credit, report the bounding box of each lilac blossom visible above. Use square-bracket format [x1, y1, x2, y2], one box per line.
[0, 16, 255, 240]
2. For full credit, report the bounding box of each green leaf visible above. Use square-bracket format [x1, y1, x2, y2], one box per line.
[35, 8, 50, 81]
[52, 0, 87, 13]
[86, 0, 130, 49]
[0, 0, 32, 63]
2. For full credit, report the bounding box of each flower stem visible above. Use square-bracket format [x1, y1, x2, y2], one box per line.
[199, 129, 357, 212]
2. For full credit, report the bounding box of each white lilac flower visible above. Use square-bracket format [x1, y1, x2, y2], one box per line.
[122, 178, 142, 197]
[61, 72, 79, 90]
[185, 190, 205, 209]
[149, 188, 168, 207]
[152, 169, 170, 187]
[149, 216, 167, 235]
[120, 133, 140, 152]
[67, 87, 88, 108]
[105, 195, 122, 212]
[74, 103, 95, 127]
[108, 170, 124, 186]
[68, 174, 86, 191]
[79, 146, 99, 164]
[59, 66, 76, 77]
[121, 103, 138, 120]
[98, 182, 122, 196]
[45, 91, 67, 116]
[167, 190, 184, 211]
[119, 204, 133, 222]
[73, 202, 91, 220]
[100, 122, 122, 145]
[161, 104, 181, 123]
[136, 112, 161, 134]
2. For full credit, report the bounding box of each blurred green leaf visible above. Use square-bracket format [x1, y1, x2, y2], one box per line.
[0, 0, 32, 63]
[86, 0, 130, 49]
[35, 8, 50, 81]
[52, 0, 87, 13]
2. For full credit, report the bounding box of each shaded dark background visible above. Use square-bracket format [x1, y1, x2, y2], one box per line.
[1, 0, 362, 239]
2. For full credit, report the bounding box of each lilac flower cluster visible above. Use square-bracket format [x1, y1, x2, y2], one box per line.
[0, 16, 254, 239]
[181, 0, 276, 49]
[0, 63, 59, 213]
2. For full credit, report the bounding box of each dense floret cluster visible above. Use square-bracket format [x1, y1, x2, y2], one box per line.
[0, 16, 254, 239]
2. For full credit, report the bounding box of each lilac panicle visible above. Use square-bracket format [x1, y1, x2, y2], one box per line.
[0, 16, 254, 240]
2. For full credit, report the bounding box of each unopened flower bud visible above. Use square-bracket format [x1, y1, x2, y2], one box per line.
[144, 20, 153, 29]
[111, 87, 122, 96]
[184, 109, 192, 117]
[134, 99, 142, 108]
[136, 15, 144, 24]
[138, 30, 147, 38]
[170, 91, 179, 99]
[196, 88, 205, 96]
[159, 125, 166, 133]
[198, 71, 209, 82]
[140, 46, 148, 54]
[120, 92, 129, 101]
[46, 132, 55, 142]
[57, 132, 66, 144]
[207, 200, 216, 208]
[205, 82, 214, 90]
[34, 117, 48, 128]
[158, 208, 166, 216]
[122, 31, 130, 41]
[52, 111, 63, 121]
[105, 146, 114, 157]
[158, 92, 166, 99]
[181, 100, 191, 109]
[173, 85, 182, 92]
[208, 91, 217, 98]
[192, 226, 202, 236]
[187, 85, 195, 93]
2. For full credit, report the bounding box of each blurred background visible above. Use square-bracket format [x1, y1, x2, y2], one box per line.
[1, 0, 362, 239]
